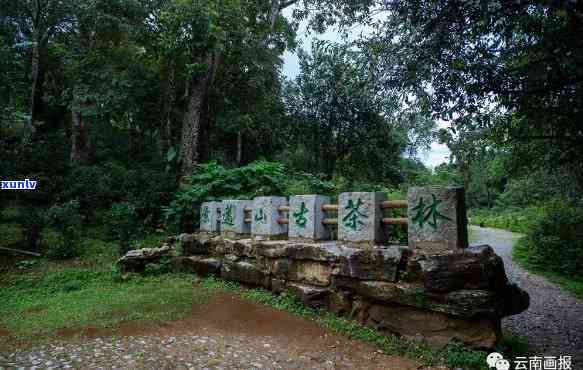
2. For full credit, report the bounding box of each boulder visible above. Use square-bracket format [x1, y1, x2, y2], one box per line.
[221, 260, 269, 288]
[269, 258, 333, 286]
[287, 260, 332, 287]
[286, 282, 329, 308]
[364, 303, 501, 349]
[180, 256, 222, 276]
[271, 278, 286, 294]
[333, 277, 504, 318]
[181, 233, 214, 256]
[259, 241, 345, 261]
[224, 238, 255, 257]
[417, 245, 508, 293]
[117, 244, 173, 272]
[332, 247, 405, 282]
[328, 291, 352, 315]
[499, 283, 530, 317]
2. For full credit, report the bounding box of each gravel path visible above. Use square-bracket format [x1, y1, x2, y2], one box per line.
[0, 333, 422, 370]
[0, 294, 430, 370]
[471, 226, 583, 363]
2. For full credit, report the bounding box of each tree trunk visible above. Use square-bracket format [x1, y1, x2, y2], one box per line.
[70, 91, 94, 165]
[180, 52, 219, 177]
[160, 58, 176, 157]
[236, 130, 243, 165]
[30, 31, 41, 125]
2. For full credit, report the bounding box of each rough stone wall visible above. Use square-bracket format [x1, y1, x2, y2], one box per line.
[175, 233, 529, 350]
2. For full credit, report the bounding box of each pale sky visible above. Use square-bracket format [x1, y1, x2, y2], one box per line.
[280, 19, 451, 169]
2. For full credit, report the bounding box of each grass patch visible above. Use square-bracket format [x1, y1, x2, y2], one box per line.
[0, 266, 204, 342]
[513, 238, 583, 299]
[202, 276, 490, 369]
[470, 206, 544, 234]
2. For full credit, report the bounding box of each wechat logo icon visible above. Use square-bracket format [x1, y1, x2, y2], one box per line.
[487, 352, 510, 370]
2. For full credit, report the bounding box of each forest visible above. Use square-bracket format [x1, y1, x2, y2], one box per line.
[1, 0, 583, 368]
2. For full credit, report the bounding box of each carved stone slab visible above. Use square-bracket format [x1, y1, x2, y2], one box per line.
[338, 192, 387, 245]
[221, 200, 252, 236]
[408, 186, 468, 252]
[200, 201, 222, 233]
[251, 196, 288, 239]
[288, 195, 331, 240]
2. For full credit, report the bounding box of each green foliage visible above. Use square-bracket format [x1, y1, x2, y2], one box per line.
[61, 162, 176, 228]
[163, 161, 289, 232]
[18, 207, 46, 251]
[104, 202, 141, 255]
[365, 1, 583, 187]
[45, 200, 83, 259]
[514, 240, 583, 299]
[282, 41, 430, 183]
[470, 206, 543, 234]
[517, 203, 583, 278]
[144, 256, 173, 276]
[0, 223, 23, 250]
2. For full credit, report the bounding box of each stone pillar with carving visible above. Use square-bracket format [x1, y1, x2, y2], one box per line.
[221, 200, 252, 238]
[338, 192, 387, 246]
[407, 186, 468, 253]
[251, 196, 288, 240]
[288, 195, 331, 241]
[199, 201, 222, 233]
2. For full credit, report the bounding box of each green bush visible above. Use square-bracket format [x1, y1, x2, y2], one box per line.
[470, 206, 543, 234]
[163, 161, 289, 232]
[45, 200, 83, 259]
[19, 207, 46, 251]
[60, 161, 176, 229]
[520, 203, 583, 278]
[104, 202, 141, 255]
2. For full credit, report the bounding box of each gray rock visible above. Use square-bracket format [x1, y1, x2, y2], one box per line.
[224, 239, 255, 257]
[332, 247, 404, 282]
[417, 245, 508, 292]
[221, 260, 269, 288]
[117, 245, 173, 272]
[181, 233, 214, 256]
[333, 277, 505, 318]
[286, 283, 329, 308]
[364, 302, 501, 349]
[180, 256, 222, 276]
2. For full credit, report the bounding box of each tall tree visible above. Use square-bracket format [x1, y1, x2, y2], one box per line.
[0, 0, 73, 125]
[359, 0, 583, 185]
[163, 0, 300, 177]
[283, 42, 430, 181]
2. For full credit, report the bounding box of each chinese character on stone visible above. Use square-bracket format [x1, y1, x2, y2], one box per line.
[289, 195, 330, 240]
[251, 196, 288, 239]
[293, 202, 309, 228]
[254, 208, 267, 224]
[223, 204, 235, 226]
[411, 194, 452, 230]
[407, 186, 468, 252]
[342, 198, 368, 231]
[201, 206, 210, 224]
